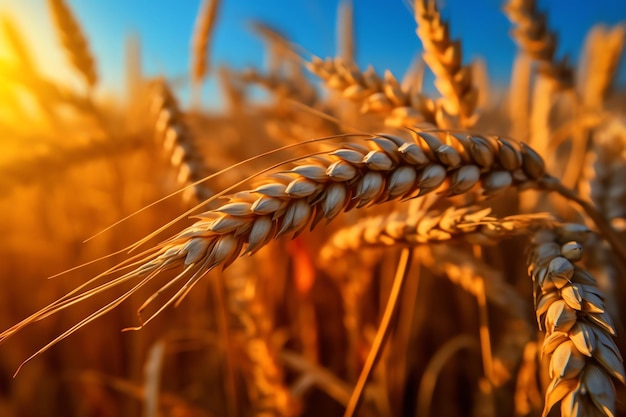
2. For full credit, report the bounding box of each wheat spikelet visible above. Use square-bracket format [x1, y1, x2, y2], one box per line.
[414, 0, 478, 128]
[577, 118, 626, 334]
[527, 225, 625, 416]
[47, 0, 97, 87]
[503, 0, 572, 89]
[151, 80, 213, 203]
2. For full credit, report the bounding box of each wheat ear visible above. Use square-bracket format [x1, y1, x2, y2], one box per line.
[414, 0, 478, 128]
[527, 225, 625, 417]
[47, 0, 97, 87]
[151, 80, 213, 203]
[503, 0, 572, 89]
[320, 206, 554, 263]
[0, 130, 549, 370]
[307, 56, 437, 127]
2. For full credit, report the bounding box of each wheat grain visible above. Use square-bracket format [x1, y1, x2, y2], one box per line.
[2, 3, 626, 415]
[527, 226, 625, 417]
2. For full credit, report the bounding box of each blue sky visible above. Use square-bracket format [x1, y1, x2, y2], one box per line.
[1, 0, 625, 108]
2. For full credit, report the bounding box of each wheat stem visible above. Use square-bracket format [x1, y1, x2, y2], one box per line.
[540, 176, 626, 266]
[343, 247, 414, 417]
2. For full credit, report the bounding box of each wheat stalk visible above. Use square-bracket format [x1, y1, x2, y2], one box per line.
[47, 0, 97, 88]
[336, 0, 355, 63]
[527, 225, 625, 416]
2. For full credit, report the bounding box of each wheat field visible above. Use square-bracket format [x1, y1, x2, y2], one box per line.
[1, 1, 626, 416]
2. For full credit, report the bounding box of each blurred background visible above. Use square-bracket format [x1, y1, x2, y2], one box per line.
[0, 1, 626, 417]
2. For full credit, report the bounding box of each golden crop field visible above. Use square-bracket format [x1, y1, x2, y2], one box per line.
[1, 1, 625, 416]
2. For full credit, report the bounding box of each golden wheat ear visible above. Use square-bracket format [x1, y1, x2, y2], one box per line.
[150, 79, 214, 203]
[528, 225, 625, 417]
[307, 55, 437, 127]
[503, 0, 573, 89]
[414, 0, 478, 128]
[3, 129, 548, 374]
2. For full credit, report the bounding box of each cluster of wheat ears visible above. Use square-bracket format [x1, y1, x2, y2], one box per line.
[1, 0, 626, 416]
